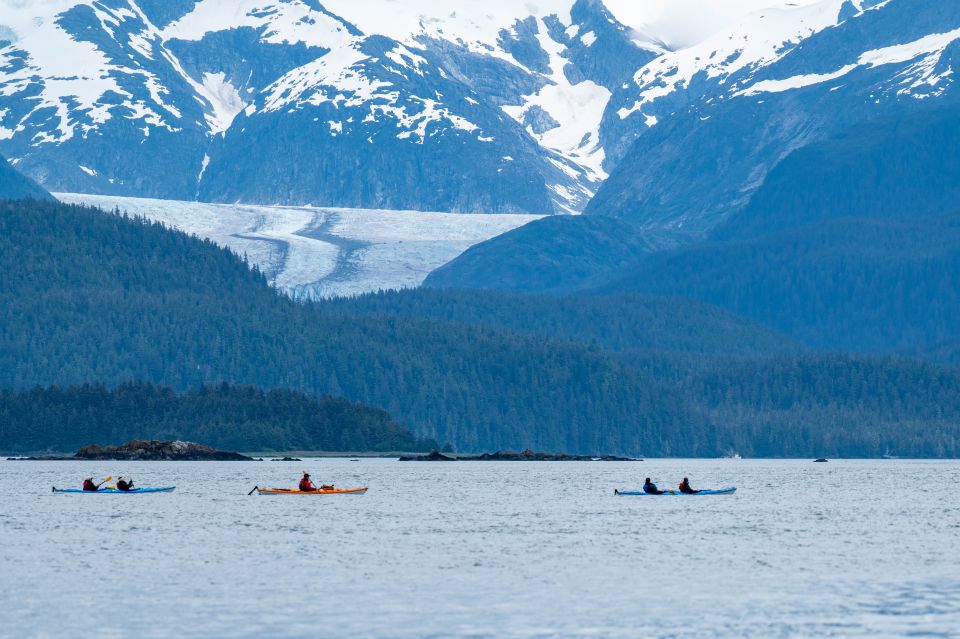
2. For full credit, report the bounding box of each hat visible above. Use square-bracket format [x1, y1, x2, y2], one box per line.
[84, 476, 93, 481]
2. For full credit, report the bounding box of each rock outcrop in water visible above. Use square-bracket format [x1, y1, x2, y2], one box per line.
[399, 448, 636, 462]
[75, 440, 251, 461]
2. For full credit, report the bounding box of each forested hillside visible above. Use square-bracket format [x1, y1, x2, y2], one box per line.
[716, 106, 960, 241]
[0, 199, 687, 455]
[4, 198, 960, 456]
[325, 289, 802, 357]
[633, 354, 960, 458]
[0, 382, 436, 454]
[598, 216, 960, 353]
[593, 108, 960, 355]
[424, 216, 659, 294]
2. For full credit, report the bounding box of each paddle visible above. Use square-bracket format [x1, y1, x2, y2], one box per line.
[96, 475, 112, 489]
[248, 485, 259, 496]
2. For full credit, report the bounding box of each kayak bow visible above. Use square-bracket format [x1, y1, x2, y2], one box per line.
[614, 487, 736, 496]
[52, 486, 176, 494]
[254, 487, 368, 495]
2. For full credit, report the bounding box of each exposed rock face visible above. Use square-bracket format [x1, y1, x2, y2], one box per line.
[75, 440, 251, 461]
[399, 448, 635, 461]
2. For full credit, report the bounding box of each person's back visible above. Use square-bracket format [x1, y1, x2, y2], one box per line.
[643, 477, 664, 495]
[82, 478, 98, 492]
[679, 477, 700, 494]
[116, 477, 134, 491]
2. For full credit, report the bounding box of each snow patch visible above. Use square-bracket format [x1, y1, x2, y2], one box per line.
[739, 27, 960, 96]
[618, 0, 849, 120]
[199, 72, 245, 134]
[501, 18, 611, 182]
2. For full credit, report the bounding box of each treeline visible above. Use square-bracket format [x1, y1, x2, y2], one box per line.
[5, 198, 960, 456]
[0, 382, 437, 454]
[656, 354, 960, 458]
[0, 199, 686, 455]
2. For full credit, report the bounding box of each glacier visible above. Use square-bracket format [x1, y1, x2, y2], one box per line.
[55, 192, 542, 298]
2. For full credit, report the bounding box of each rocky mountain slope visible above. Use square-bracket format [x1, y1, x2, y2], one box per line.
[0, 0, 656, 213]
[590, 0, 960, 230]
[431, 0, 960, 290]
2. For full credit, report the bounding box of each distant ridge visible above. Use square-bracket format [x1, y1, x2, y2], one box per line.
[0, 155, 52, 201]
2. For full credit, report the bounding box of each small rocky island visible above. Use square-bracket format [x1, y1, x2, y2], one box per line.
[398, 449, 636, 462]
[13, 440, 251, 461]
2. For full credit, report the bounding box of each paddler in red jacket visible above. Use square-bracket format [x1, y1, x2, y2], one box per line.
[299, 472, 317, 492]
[82, 476, 99, 491]
[679, 477, 701, 494]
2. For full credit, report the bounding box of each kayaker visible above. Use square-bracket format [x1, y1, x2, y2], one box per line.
[679, 477, 701, 494]
[643, 477, 666, 495]
[82, 476, 99, 492]
[116, 477, 134, 491]
[298, 472, 317, 492]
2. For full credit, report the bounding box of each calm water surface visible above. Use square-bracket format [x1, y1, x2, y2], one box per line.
[1, 459, 959, 638]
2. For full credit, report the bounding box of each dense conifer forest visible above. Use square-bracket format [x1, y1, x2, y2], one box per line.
[0, 382, 436, 454]
[3, 198, 960, 457]
[0, 199, 687, 455]
[325, 289, 802, 357]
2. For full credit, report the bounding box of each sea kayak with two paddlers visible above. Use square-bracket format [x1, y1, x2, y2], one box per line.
[615, 487, 736, 496]
[53, 486, 176, 494]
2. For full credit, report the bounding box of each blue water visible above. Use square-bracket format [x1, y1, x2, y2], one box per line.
[2, 458, 959, 638]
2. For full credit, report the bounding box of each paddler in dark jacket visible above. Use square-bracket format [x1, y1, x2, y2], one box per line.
[299, 472, 317, 492]
[643, 478, 667, 495]
[82, 476, 99, 492]
[679, 477, 701, 494]
[116, 477, 134, 491]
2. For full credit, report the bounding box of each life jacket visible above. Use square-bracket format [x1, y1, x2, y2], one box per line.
[117, 479, 132, 491]
[299, 478, 315, 491]
[83, 479, 97, 491]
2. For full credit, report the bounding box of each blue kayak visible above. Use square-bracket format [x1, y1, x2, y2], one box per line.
[615, 487, 736, 496]
[52, 486, 176, 494]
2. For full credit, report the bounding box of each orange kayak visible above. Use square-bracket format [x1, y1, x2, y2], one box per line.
[254, 487, 368, 495]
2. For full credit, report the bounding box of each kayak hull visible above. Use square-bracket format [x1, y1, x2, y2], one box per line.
[52, 486, 176, 494]
[255, 487, 368, 495]
[615, 487, 736, 496]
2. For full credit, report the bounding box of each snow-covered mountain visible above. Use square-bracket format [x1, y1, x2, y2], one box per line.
[427, 0, 960, 292]
[590, 0, 960, 230]
[3, 0, 953, 226]
[0, 0, 656, 213]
